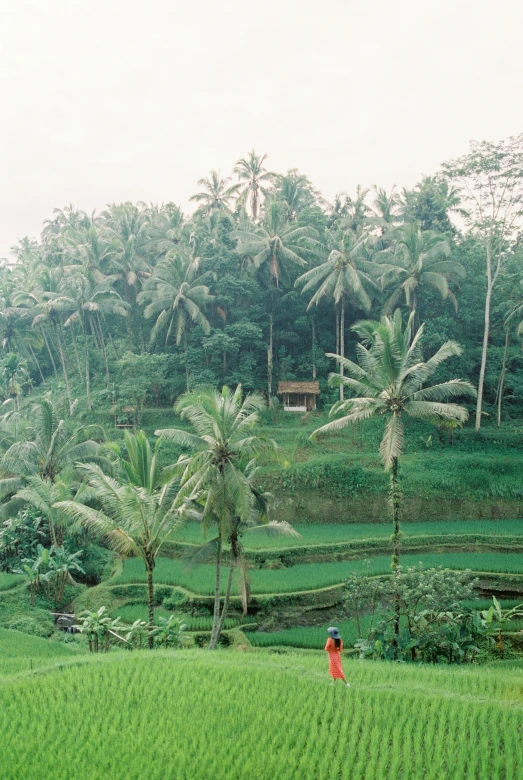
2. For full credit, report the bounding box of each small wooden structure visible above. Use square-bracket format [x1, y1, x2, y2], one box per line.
[277, 381, 319, 412]
[111, 405, 137, 429]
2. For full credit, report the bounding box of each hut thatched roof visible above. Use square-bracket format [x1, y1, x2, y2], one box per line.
[277, 381, 320, 395]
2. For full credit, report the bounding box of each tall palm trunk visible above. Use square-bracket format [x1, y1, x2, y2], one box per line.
[145, 557, 155, 649]
[497, 329, 510, 427]
[95, 313, 110, 388]
[70, 322, 83, 378]
[53, 323, 73, 415]
[41, 327, 58, 376]
[216, 556, 234, 641]
[390, 454, 401, 639]
[476, 242, 494, 431]
[339, 298, 345, 401]
[311, 316, 317, 380]
[209, 531, 222, 650]
[80, 314, 91, 410]
[184, 332, 190, 392]
[28, 344, 46, 384]
[267, 311, 273, 400]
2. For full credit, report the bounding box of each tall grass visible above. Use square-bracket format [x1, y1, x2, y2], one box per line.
[0, 651, 520, 779]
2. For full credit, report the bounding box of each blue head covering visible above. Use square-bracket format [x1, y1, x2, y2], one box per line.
[327, 626, 341, 639]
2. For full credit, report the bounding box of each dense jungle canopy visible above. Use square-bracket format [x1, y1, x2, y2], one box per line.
[2, 137, 523, 426]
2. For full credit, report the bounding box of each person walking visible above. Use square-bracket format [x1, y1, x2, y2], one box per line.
[324, 627, 350, 686]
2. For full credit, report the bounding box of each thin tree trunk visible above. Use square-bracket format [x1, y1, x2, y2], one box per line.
[108, 331, 119, 360]
[209, 532, 222, 650]
[267, 311, 273, 400]
[476, 244, 493, 431]
[41, 327, 58, 377]
[391, 455, 401, 639]
[311, 316, 316, 380]
[80, 316, 91, 410]
[95, 313, 110, 388]
[184, 331, 190, 392]
[335, 305, 340, 357]
[28, 344, 46, 384]
[54, 324, 73, 415]
[497, 328, 509, 427]
[70, 322, 83, 378]
[339, 298, 345, 401]
[146, 561, 155, 650]
[215, 556, 235, 642]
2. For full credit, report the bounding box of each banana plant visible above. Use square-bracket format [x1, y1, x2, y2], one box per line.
[480, 596, 523, 659]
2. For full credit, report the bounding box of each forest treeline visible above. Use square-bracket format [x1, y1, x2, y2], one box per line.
[2, 136, 523, 428]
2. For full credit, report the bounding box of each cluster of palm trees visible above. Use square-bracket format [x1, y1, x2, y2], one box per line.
[0, 152, 471, 416]
[0, 388, 296, 649]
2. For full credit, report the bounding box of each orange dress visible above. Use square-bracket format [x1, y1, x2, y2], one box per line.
[324, 638, 345, 679]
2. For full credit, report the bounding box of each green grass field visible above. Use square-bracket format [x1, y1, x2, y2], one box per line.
[0, 648, 521, 779]
[111, 552, 523, 596]
[174, 519, 523, 548]
[113, 604, 246, 631]
[0, 573, 24, 591]
[0, 628, 83, 675]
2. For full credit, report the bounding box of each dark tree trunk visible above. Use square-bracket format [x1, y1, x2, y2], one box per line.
[391, 455, 401, 640]
[146, 560, 155, 650]
[209, 532, 222, 650]
[497, 329, 509, 427]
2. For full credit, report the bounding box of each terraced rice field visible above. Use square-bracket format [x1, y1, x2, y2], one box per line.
[0, 628, 83, 675]
[111, 552, 523, 595]
[0, 649, 521, 779]
[174, 519, 523, 548]
[113, 604, 246, 631]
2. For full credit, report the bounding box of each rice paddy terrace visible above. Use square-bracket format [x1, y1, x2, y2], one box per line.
[80, 516, 523, 649]
[0, 632, 521, 780]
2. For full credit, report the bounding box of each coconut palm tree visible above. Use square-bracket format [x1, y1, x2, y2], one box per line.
[103, 203, 152, 350]
[138, 253, 214, 390]
[233, 150, 273, 220]
[295, 228, 380, 399]
[379, 224, 464, 320]
[189, 170, 239, 217]
[155, 385, 293, 648]
[312, 310, 476, 637]
[55, 431, 189, 648]
[235, 201, 320, 396]
[1, 474, 94, 547]
[0, 398, 106, 498]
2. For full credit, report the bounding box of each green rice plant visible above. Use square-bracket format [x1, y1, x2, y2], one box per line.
[174, 519, 523, 550]
[0, 651, 521, 779]
[113, 604, 242, 631]
[112, 552, 523, 596]
[0, 628, 83, 676]
[0, 573, 23, 591]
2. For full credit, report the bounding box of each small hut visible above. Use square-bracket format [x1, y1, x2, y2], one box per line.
[277, 381, 320, 412]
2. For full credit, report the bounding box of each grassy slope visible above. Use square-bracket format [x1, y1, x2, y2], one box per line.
[0, 648, 521, 780]
[0, 628, 84, 675]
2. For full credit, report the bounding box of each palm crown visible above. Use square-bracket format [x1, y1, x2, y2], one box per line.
[315, 309, 476, 469]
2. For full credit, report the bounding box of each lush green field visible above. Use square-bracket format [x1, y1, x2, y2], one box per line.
[0, 628, 83, 675]
[113, 604, 246, 631]
[175, 519, 523, 548]
[0, 573, 24, 591]
[112, 553, 523, 596]
[0, 648, 521, 779]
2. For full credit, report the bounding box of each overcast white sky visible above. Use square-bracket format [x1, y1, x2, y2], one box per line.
[1, 0, 522, 258]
